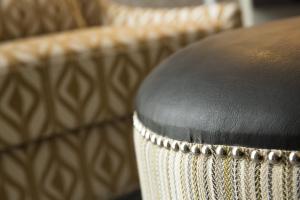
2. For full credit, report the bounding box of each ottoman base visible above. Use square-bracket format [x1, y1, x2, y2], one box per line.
[134, 113, 300, 200]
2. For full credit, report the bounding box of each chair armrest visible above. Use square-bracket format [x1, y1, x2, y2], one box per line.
[0, 22, 210, 150]
[105, 2, 242, 31]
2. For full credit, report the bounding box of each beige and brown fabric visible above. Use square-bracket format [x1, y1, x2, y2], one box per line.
[0, 1, 241, 199]
[0, 23, 218, 151]
[0, 116, 139, 199]
[134, 114, 300, 200]
[75, 0, 105, 26]
[105, 2, 241, 31]
[0, 0, 104, 42]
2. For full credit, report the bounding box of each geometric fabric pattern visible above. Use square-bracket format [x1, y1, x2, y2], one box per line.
[133, 114, 300, 200]
[76, 0, 104, 26]
[0, 116, 139, 200]
[0, 13, 240, 151]
[0, 0, 104, 42]
[105, 2, 241, 31]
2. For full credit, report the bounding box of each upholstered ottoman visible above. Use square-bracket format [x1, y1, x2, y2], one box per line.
[133, 17, 300, 200]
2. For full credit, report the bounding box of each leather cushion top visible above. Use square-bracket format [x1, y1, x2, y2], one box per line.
[136, 17, 300, 150]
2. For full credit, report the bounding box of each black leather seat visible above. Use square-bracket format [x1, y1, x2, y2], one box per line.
[136, 17, 300, 150]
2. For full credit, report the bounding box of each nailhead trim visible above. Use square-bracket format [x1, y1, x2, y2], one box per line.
[216, 146, 227, 158]
[191, 145, 201, 155]
[268, 151, 282, 165]
[134, 113, 300, 165]
[232, 147, 244, 160]
[289, 152, 300, 166]
[157, 137, 163, 147]
[163, 139, 171, 149]
[201, 145, 212, 157]
[250, 150, 264, 163]
[171, 141, 180, 152]
[180, 143, 190, 153]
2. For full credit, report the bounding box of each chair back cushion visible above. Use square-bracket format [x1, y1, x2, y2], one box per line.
[0, 0, 104, 42]
[105, 2, 241, 30]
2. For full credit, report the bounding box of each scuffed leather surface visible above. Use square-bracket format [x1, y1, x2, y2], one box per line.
[136, 17, 300, 150]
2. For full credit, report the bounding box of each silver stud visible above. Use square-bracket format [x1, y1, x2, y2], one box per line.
[141, 129, 146, 137]
[216, 146, 227, 158]
[171, 141, 179, 151]
[191, 145, 201, 155]
[156, 137, 163, 147]
[251, 150, 264, 163]
[268, 151, 282, 165]
[201, 145, 212, 157]
[145, 132, 150, 141]
[289, 152, 300, 166]
[134, 122, 139, 130]
[180, 143, 190, 153]
[232, 147, 244, 160]
[163, 139, 171, 149]
[150, 134, 156, 144]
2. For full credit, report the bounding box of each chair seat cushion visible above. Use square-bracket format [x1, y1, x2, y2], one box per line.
[136, 17, 300, 150]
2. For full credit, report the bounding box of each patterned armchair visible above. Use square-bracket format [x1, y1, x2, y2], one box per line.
[0, 0, 241, 199]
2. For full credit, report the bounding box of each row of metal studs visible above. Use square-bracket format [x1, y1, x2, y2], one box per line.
[133, 114, 300, 166]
